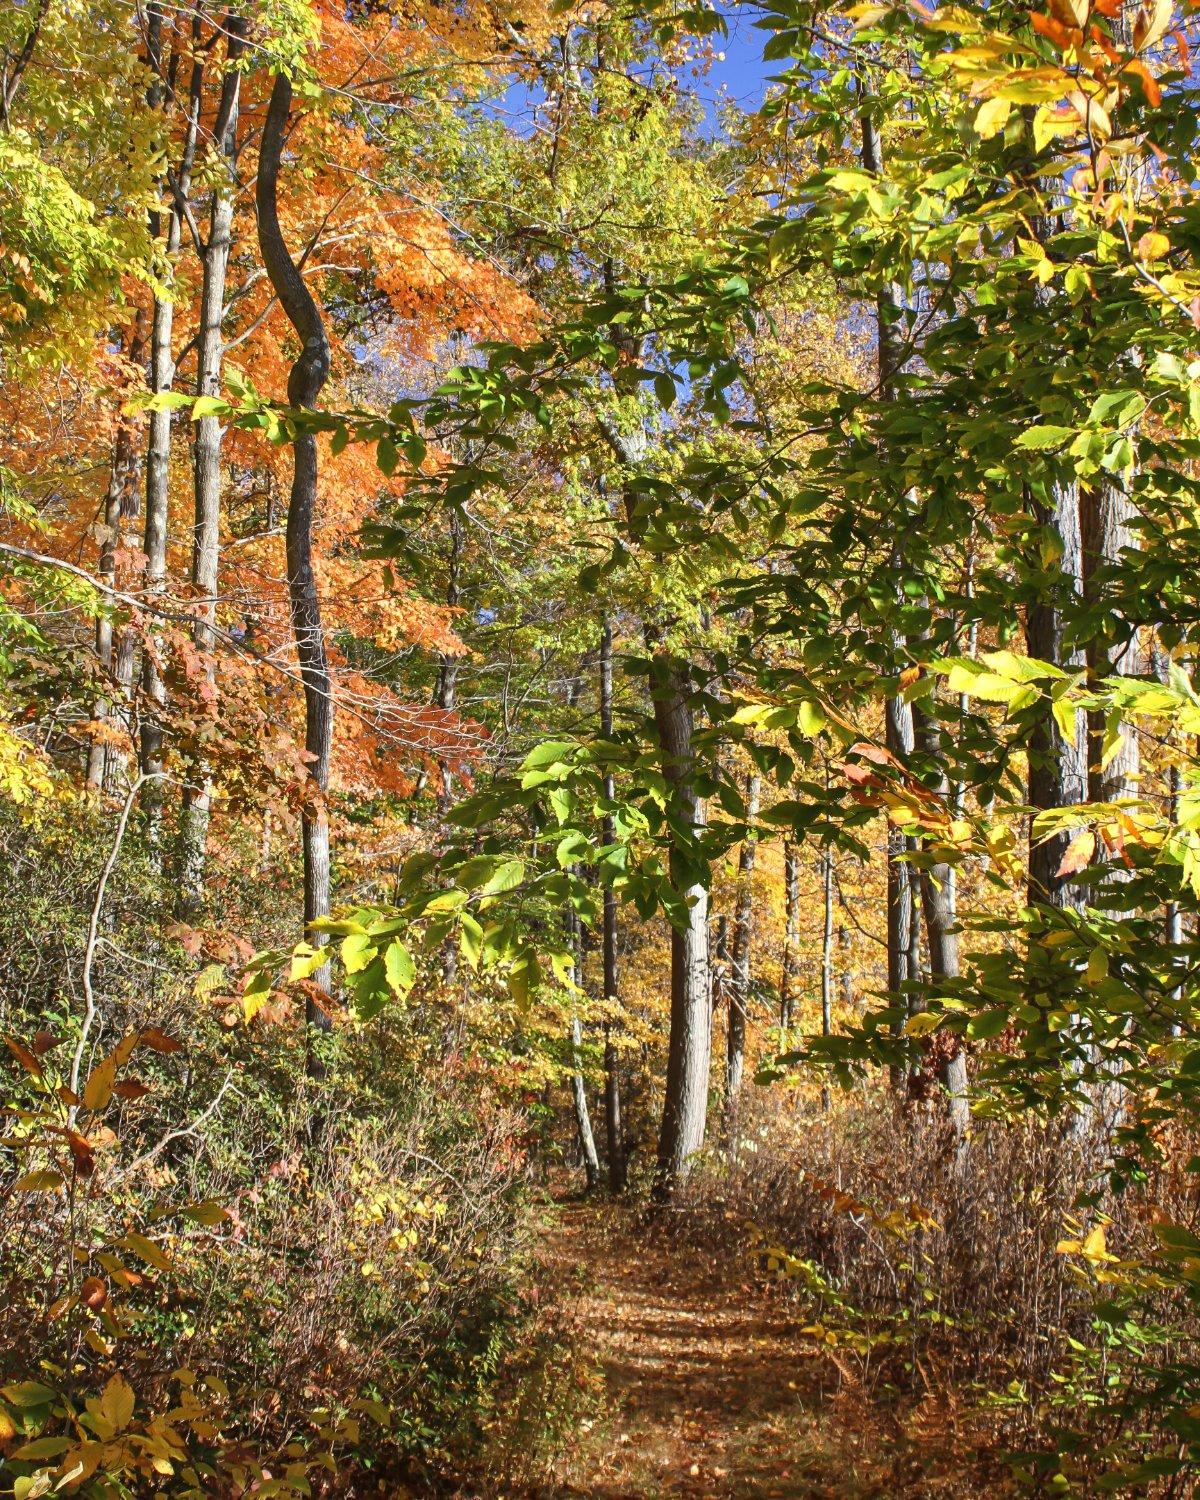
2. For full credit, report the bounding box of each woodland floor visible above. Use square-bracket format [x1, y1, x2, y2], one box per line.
[510, 1194, 1017, 1500]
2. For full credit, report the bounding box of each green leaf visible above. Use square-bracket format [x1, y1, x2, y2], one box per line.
[1015, 425, 1074, 451]
[459, 912, 484, 970]
[384, 941, 416, 997]
[340, 932, 375, 974]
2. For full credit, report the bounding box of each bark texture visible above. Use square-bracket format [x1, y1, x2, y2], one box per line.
[257, 72, 334, 1073]
[177, 16, 246, 910]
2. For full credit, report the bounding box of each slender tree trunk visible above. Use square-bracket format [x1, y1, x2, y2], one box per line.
[650, 659, 710, 1204]
[567, 907, 600, 1192]
[861, 107, 920, 1055]
[820, 842, 834, 1112]
[257, 72, 334, 1077]
[722, 772, 760, 1152]
[87, 329, 146, 792]
[435, 508, 463, 811]
[140, 23, 202, 841]
[780, 839, 800, 1033]
[599, 612, 626, 1191]
[177, 15, 246, 912]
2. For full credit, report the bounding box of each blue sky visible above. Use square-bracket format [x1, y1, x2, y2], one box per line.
[695, 4, 774, 120]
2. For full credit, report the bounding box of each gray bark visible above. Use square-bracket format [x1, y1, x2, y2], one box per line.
[87, 354, 145, 793]
[599, 613, 626, 1191]
[650, 661, 710, 1203]
[780, 840, 800, 1032]
[177, 15, 246, 912]
[257, 72, 334, 1076]
[567, 907, 600, 1191]
[722, 773, 760, 1151]
[140, 23, 202, 840]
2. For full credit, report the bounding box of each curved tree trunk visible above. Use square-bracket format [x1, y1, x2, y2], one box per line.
[257, 71, 334, 1077]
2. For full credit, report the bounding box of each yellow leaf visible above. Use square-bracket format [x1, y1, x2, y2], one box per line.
[99, 1373, 134, 1434]
[1137, 230, 1171, 261]
[82, 1056, 117, 1113]
[1082, 1225, 1112, 1260]
[974, 96, 1011, 138]
[904, 1010, 943, 1037]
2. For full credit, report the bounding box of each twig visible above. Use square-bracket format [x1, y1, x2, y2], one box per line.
[117, 1069, 236, 1181]
[69, 773, 170, 1117]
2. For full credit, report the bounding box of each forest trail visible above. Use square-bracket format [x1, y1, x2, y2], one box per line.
[531, 1197, 1011, 1500]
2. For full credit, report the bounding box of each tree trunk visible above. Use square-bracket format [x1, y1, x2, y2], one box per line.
[1024, 478, 1089, 910]
[86, 325, 146, 792]
[650, 659, 710, 1204]
[177, 16, 246, 913]
[435, 507, 463, 810]
[820, 841, 834, 1112]
[567, 907, 600, 1192]
[722, 772, 759, 1152]
[139, 19, 202, 842]
[913, 701, 970, 1135]
[780, 839, 800, 1032]
[257, 71, 334, 1077]
[599, 612, 626, 1191]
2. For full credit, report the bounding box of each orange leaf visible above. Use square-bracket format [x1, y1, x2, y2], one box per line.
[1033, 11, 1073, 46]
[1057, 829, 1096, 876]
[80, 1276, 108, 1309]
[1126, 57, 1162, 105]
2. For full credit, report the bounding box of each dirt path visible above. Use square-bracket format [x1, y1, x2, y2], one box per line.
[532, 1198, 1010, 1500]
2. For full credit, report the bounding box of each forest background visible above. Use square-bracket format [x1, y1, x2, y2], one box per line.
[4, 0, 1200, 1494]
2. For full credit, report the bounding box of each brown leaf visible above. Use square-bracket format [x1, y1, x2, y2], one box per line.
[66, 1130, 95, 1178]
[140, 1028, 183, 1054]
[80, 1276, 108, 1309]
[4, 1036, 43, 1078]
[112, 1080, 151, 1101]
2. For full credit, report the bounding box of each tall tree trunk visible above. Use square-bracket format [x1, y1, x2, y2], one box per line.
[177, 14, 246, 913]
[257, 72, 334, 1077]
[87, 320, 146, 791]
[598, 415, 710, 1204]
[862, 102, 920, 1046]
[1084, 477, 1140, 805]
[599, 612, 626, 1191]
[1024, 480, 1089, 909]
[140, 19, 202, 840]
[820, 841, 834, 1112]
[722, 772, 760, 1152]
[650, 659, 710, 1204]
[435, 507, 463, 811]
[567, 907, 600, 1192]
[780, 839, 800, 1033]
[913, 701, 970, 1135]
